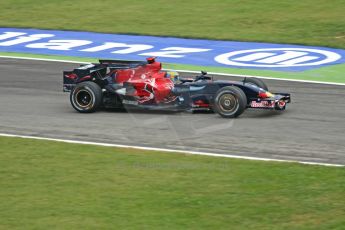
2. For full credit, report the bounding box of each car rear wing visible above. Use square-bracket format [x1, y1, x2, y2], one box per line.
[99, 59, 146, 65]
[98, 59, 148, 70]
[63, 64, 107, 92]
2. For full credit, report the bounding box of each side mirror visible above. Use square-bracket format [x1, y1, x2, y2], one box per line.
[201, 71, 207, 75]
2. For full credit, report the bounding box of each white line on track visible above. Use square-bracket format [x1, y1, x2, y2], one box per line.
[0, 55, 90, 64]
[0, 133, 343, 167]
[1, 55, 345, 86]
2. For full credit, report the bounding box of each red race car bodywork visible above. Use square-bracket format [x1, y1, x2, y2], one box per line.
[113, 58, 163, 83]
[108, 57, 176, 104]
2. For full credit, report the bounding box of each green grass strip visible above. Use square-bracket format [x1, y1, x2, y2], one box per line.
[0, 136, 344, 229]
[0, 0, 344, 49]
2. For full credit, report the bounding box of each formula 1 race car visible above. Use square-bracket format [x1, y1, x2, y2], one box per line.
[63, 57, 290, 118]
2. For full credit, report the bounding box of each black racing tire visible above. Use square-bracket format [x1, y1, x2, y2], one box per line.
[244, 77, 268, 91]
[70, 81, 102, 113]
[214, 86, 247, 118]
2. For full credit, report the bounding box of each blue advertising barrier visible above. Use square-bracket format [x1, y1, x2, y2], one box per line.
[0, 28, 344, 72]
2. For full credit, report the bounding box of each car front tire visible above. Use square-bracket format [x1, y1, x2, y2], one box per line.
[214, 86, 247, 118]
[244, 77, 268, 91]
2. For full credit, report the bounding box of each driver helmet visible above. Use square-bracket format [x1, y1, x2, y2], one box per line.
[165, 71, 180, 83]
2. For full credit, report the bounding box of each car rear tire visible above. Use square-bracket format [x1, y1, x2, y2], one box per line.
[244, 77, 268, 91]
[70, 81, 102, 113]
[214, 86, 247, 118]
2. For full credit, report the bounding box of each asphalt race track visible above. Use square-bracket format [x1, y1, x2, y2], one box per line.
[1, 58, 344, 165]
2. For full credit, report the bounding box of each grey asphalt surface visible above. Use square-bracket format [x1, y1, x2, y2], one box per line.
[1, 58, 345, 165]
